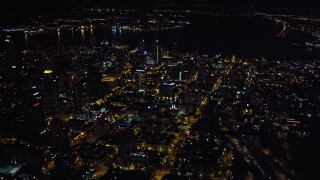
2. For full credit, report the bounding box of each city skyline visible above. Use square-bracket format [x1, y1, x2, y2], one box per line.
[0, 1, 319, 179]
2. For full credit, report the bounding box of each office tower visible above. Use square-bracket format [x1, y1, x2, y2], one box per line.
[154, 40, 160, 64]
[4, 35, 21, 81]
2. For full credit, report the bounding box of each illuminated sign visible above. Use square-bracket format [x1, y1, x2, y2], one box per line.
[163, 82, 175, 86]
[33, 102, 40, 107]
[136, 66, 147, 72]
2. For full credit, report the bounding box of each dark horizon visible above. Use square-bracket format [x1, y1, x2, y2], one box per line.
[1, 0, 319, 23]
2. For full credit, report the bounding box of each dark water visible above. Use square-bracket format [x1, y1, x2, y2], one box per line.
[1, 15, 319, 58]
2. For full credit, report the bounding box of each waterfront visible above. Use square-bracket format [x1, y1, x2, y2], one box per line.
[1, 15, 319, 59]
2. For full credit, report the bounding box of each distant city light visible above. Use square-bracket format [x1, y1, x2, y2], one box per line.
[33, 92, 39, 96]
[43, 70, 53, 74]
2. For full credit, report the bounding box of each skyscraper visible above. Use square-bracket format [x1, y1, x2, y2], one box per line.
[4, 35, 21, 81]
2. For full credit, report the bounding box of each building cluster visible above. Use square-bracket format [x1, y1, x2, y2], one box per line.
[0, 9, 319, 179]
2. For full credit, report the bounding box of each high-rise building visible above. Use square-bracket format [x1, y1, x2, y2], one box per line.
[42, 70, 58, 116]
[134, 66, 147, 91]
[153, 40, 160, 64]
[4, 35, 21, 81]
[159, 82, 178, 102]
[138, 39, 146, 51]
